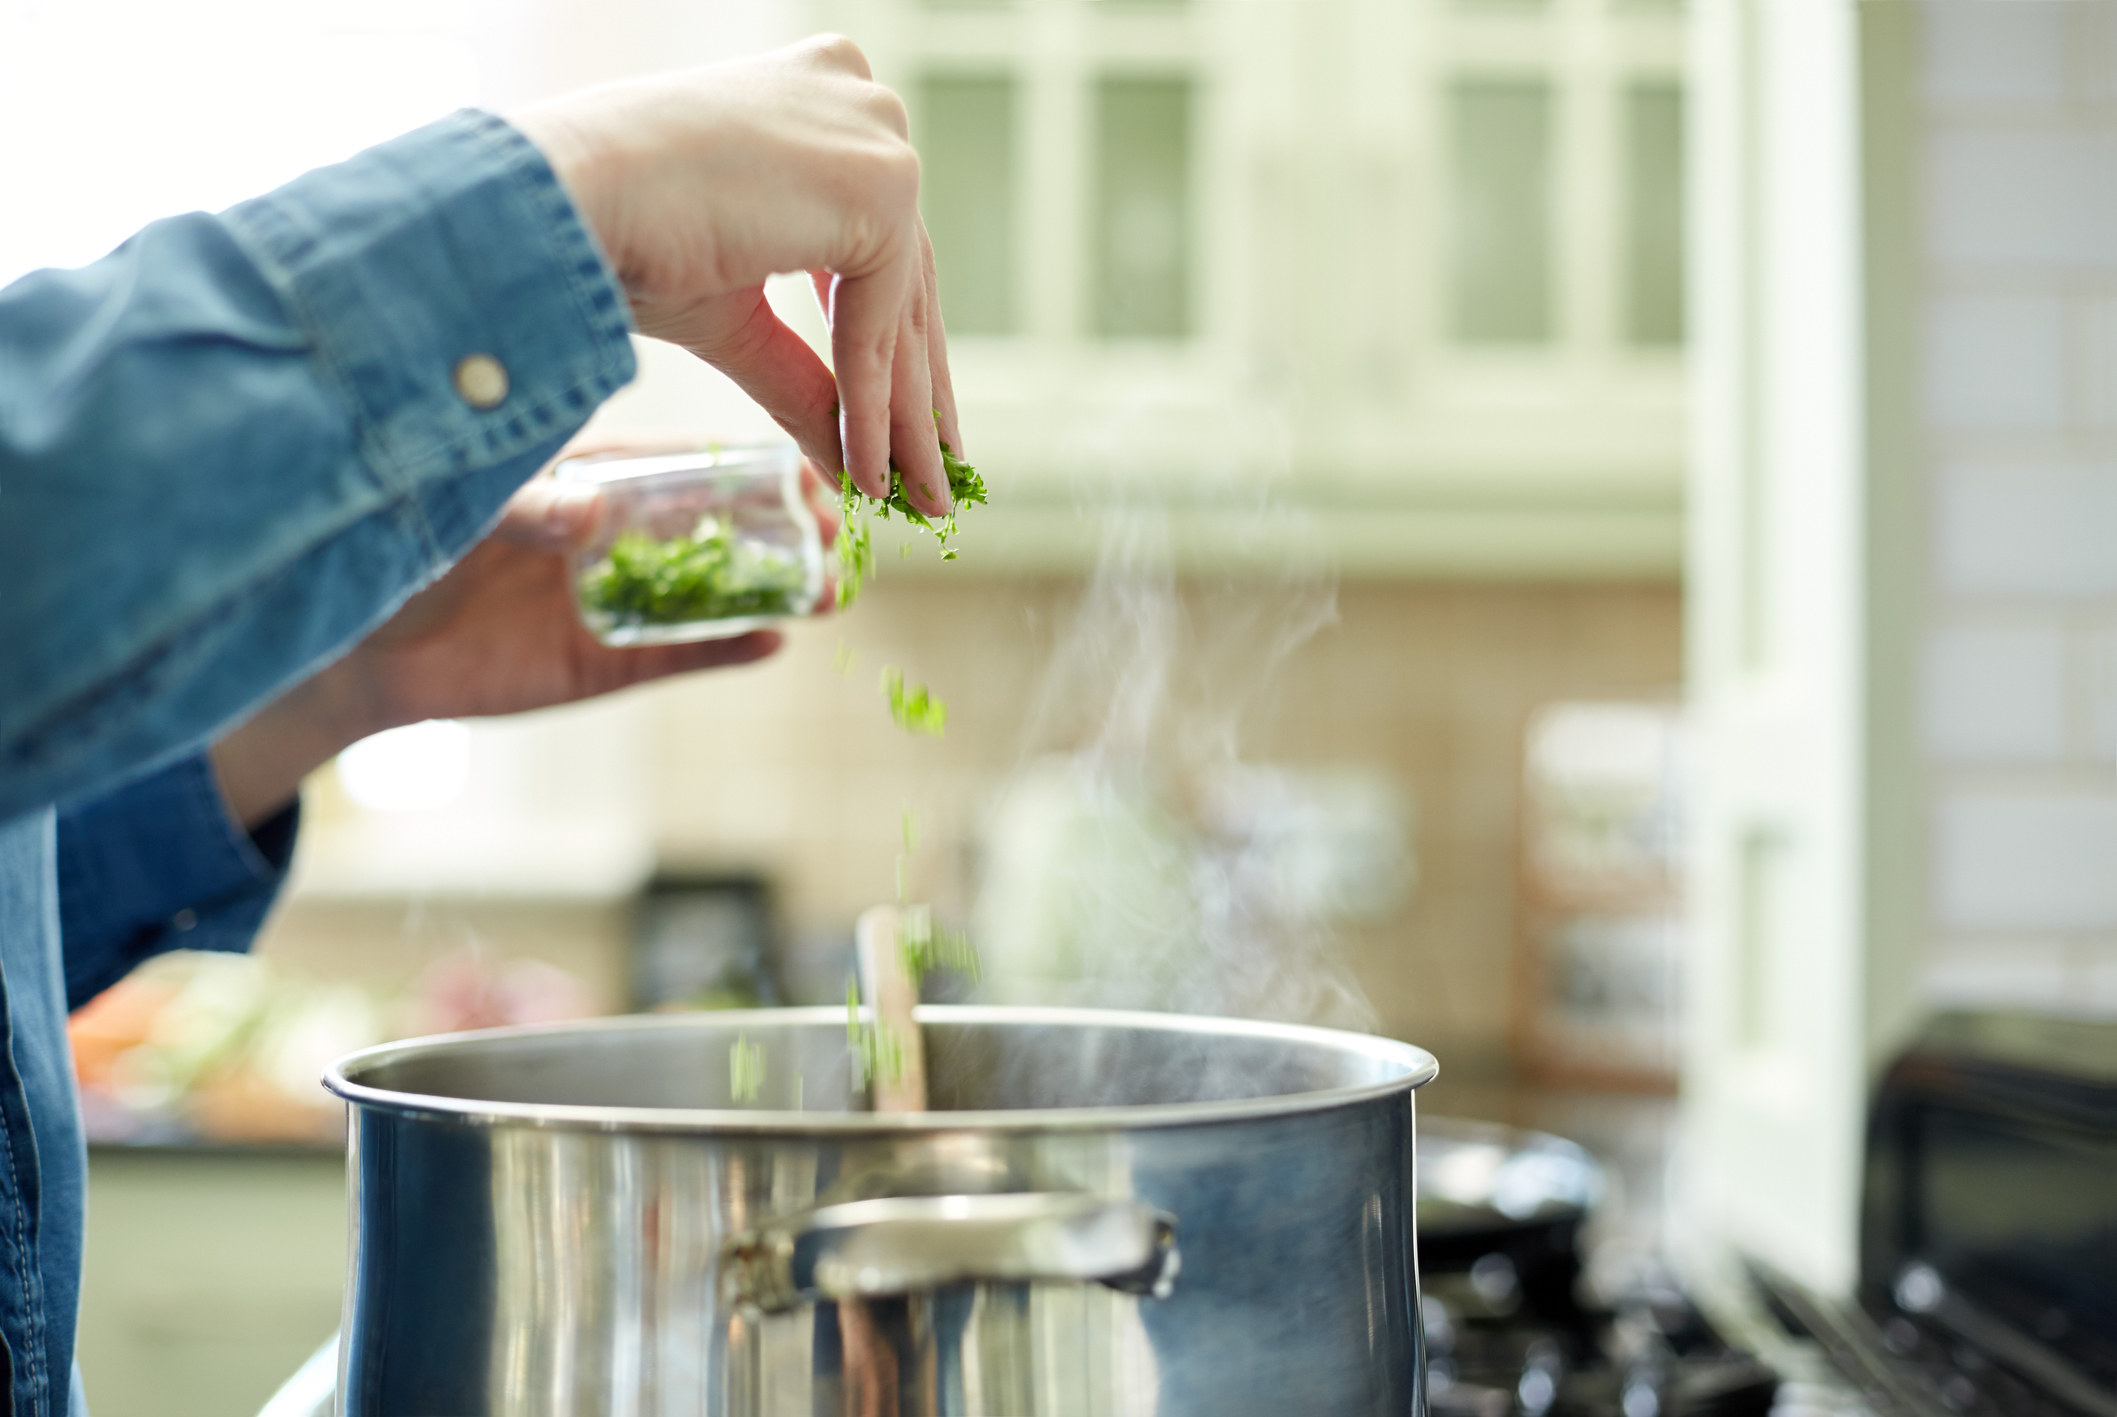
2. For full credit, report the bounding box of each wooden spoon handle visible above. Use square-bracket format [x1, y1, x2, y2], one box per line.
[855, 905, 928, 1113]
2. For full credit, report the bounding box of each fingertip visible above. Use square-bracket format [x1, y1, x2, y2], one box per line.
[913, 477, 951, 519]
[659, 629, 783, 677]
[739, 629, 786, 661]
[499, 479, 603, 550]
[552, 483, 604, 547]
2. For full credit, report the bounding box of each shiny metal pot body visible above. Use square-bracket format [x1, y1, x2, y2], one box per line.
[325, 1006, 1438, 1416]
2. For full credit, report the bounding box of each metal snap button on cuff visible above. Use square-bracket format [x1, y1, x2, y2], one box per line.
[452, 354, 509, 410]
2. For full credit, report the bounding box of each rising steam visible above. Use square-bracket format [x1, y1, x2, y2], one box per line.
[969, 460, 1380, 1037]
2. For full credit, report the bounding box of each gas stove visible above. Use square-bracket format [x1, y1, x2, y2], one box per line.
[1418, 1011, 2117, 1417]
[1414, 1118, 1778, 1414]
[1414, 1116, 1777, 1417]
[1421, 1273, 1778, 1417]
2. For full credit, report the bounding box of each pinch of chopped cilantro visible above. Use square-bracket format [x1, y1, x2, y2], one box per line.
[579, 516, 807, 629]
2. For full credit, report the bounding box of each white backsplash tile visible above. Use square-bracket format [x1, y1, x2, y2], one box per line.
[2083, 294, 2117, 430]
[1921, 1, 2069, 107]
[1935, 788, 2117, 931]
[1925, 936, 2075, 1011]
[1922, 623, 2068, 762]
[2083, 942, 2117, 1013]
[1936, 460, 2117, 597]
[1928, 131, 2117, 270]
[1923, 294, 2069, 432]
[2080, 624, 2117, 765]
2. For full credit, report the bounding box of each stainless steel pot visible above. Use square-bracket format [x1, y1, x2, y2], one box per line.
[324, 1005, 1439, 1416]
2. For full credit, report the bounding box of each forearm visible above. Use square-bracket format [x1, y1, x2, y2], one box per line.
[207, 657, 378, 829]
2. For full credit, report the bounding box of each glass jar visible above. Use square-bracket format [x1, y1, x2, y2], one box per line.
[556, 444, 824, 647]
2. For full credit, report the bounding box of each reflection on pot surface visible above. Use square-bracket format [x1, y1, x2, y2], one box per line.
[326, 1007, 1438, 1416]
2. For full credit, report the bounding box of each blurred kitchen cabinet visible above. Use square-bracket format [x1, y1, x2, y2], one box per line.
[811, 0, 1689, 578]
[78, 1147, 345, 1417]
[1512, 700, 1686, 1090]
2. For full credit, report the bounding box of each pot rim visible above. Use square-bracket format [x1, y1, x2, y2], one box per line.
[323, 1004, 1439, 1136]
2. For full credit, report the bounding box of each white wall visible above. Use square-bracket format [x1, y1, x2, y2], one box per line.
[1917, 0, 2117, 1015]
[1681, 0, 2117, 1298]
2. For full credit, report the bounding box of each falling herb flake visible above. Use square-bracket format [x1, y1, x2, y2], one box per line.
[897, 905, 979, 988]
[842, 910, 977, 1096]
[835, 474, 876, 609]
[844, 978, 907, 1089]
[882, 667, 947, 737]
[730, 1034, 766, 1104]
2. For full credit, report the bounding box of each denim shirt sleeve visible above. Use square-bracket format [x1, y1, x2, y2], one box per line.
[0, 109, 637, 820]
[54, 753, 298, 1012]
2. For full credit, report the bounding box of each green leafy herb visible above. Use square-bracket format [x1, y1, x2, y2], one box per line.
[835, 474, 876, 608]
[882, 667, 946, 736]
[842, 909, 978, 1094]
[845, 977, 907, 1089]
[580, 516, 806, 630]
[833, 429, 986, 606]
[894, 809, 919, 902]
[729, 1033, 766, 1104]
[897, 905, 979, 988]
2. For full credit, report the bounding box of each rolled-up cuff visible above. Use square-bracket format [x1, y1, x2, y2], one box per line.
[221, 108, 637, 564]
[56, 754, 301, 1011]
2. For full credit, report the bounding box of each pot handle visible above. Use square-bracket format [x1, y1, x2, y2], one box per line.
[720, 1192, 1180, 1315]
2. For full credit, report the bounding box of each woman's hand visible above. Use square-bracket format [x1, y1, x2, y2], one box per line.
[208, 458, 839, 827]
[511, 36, 961, 516]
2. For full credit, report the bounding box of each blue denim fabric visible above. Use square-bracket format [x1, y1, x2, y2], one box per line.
[57, 753, 300, 1013]
[0, 108, 637, 1414]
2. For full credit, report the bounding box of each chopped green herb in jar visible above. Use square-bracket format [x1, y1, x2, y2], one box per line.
[729, 1033, 766, 1104]
[580, 515, 807, 630]
[882, 667, 946, 736]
